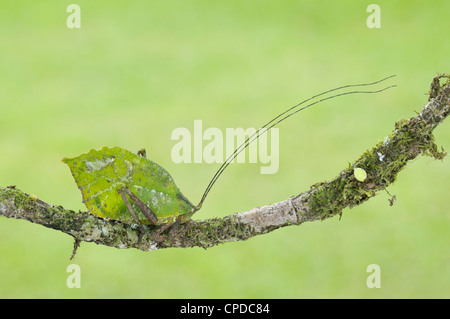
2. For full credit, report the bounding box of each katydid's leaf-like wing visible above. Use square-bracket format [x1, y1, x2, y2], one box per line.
[63, 146, 195, 224]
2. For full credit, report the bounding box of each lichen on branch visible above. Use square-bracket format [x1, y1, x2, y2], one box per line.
[0, 74, 448, 255]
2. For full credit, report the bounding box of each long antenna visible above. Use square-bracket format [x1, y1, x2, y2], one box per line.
[195, 75, 397, 210]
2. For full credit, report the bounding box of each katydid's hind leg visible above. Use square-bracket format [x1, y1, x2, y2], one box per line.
[123, 187, 158, 225]
[121, 187, 185, 242]
[168, 217, 182, 238]
[169, 217, 188, 241]
[152, 222, 173, 242]
[119, 188, 145, 233]
[149, 217, 184, 243]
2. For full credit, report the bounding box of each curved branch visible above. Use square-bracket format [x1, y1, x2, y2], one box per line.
[0, 74, 449, 254]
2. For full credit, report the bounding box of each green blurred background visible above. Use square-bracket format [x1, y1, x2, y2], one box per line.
[0, 1, 448, 298]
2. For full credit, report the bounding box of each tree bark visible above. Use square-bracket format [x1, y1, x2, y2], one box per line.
[0, 74, 449, 255]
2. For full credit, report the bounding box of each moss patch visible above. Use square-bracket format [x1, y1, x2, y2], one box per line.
[308, 78, 448, 220]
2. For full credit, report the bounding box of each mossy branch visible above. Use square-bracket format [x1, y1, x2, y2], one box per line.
[0, 74, 449, 256]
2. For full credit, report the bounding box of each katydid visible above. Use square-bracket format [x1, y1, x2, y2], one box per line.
[63, 76, 396, 236]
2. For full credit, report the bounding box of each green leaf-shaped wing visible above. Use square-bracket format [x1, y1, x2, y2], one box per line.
[63, 146, 195, 224]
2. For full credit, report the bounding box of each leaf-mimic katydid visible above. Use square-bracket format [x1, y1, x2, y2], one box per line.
[63, 75, 396, 236]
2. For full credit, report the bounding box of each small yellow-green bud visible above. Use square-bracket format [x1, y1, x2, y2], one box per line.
[354, 167, 367, 182]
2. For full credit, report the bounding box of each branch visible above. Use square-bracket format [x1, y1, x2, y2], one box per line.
[1, 74, 449, 255]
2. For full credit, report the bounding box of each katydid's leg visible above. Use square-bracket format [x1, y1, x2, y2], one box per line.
[153, 222, 172, 237]
[171, 217, 190, 241]
[151, 217, 183, 242]
[123, 187, 159, 225]
[168, 217, 182, 238]
[119, 188, 145, 233]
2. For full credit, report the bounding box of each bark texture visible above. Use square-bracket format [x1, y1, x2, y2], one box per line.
[0, 74, 449, 255]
